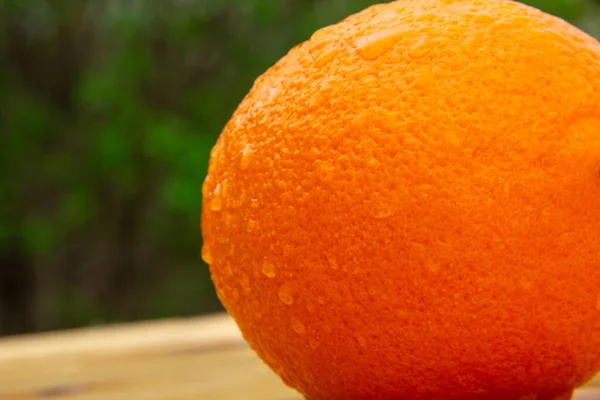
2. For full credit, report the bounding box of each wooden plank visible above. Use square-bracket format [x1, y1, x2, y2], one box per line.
[0, 312, 597, 400]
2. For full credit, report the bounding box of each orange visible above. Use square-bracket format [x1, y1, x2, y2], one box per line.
[201, 0, 600, 399]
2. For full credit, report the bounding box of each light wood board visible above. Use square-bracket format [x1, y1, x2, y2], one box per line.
[0, 313, 597, 399]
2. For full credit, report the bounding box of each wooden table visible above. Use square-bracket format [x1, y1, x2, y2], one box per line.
[0, 313, 597, 400]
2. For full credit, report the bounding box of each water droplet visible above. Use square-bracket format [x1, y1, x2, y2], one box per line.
[241, 273, 251, 294]
[221, 179, 229, 197]
[246, 219, 257, 232]
[373, 204, 395, 219]
[310, 25, 337, 42]
[223, 213, 235, 227]
[370, 192, 395, 219]
[315, 47, 342, 67]
[201, 243, 213, 264]
[291, 317, 306, 335]
[282, 244, 293, 256]
[415, 12, 436, 22]
[240, 145, 254, 170]
[201, 178, 210, 198]
[309, 338, 320, 349]
[278, 284, 294, 305]
[355, 29, 405, 60]
[326, 255, 338, 270]
[210, 183, 223, 211]
[408, 38, 430, 59]
[425, 258, 439, 273]
[225, 261, 233, 275]
[473, 13, 494, 25]
[261, 260, 276, 278]
[355, 334, 367, 347]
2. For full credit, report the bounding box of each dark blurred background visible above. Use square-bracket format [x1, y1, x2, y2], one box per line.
[0, 0, 599, 337]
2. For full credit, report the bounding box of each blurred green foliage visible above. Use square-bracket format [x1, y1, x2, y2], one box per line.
[0, 0, 599, 336]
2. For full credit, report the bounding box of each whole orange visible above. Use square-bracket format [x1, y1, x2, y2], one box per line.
[201, 0, 600, 399]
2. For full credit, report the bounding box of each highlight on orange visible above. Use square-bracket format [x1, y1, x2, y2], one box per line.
[201, 1, 600, 399]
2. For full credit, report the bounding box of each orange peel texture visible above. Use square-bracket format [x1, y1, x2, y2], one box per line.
[201, 1, 600, 399]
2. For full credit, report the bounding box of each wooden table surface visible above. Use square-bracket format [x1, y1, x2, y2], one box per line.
[0, 313, 597, 400]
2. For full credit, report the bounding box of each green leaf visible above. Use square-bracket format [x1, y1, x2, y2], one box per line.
[58, 190, 97, 229]
[162, 178, 201, 214]
[95, 127, 132, 169]
[252, 1, 279, 23]
[145, 264, 218, 319]
[22, 217, 57, 255]
[77, 73, 116, 111]
[144, 118, 185, 161]
[521, 0, 586, 22]
[50, 289, 107, 328]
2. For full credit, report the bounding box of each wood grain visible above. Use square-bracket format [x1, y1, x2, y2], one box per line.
[0, 313, 597, 400]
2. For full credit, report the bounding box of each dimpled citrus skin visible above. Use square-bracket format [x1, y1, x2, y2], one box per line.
[201, 0, 600, 399]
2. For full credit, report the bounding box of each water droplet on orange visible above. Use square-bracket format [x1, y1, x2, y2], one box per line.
[201, 178, 210, 198]
[292, 317, 306, 335]
[373, 207, 395, 219]
[355, 28, 405, 60]
[327, 255, 339, 270]
[246, 219, 257, 232]
[355, 334, 367, 347]
[473, 12, 494, 24]
[415, 12, 436, 22]
[425, 258, 440, 273]
[201, 243, 213, 264]
[211, 183, 223, 211]
[221, 179, 229, 197]
[241, 273, 251, 294]
[315, 47, 342, 67]
[262, 260, 276, 278]
[223, 213, 235, 227]
[241, 145, 254, 170]
[370, 191, 396, 219]
[408, 37, 431, 59]
[278, 284, 294, 305]
[225, 261, 233, 276]
[282, 244, 293, 256]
